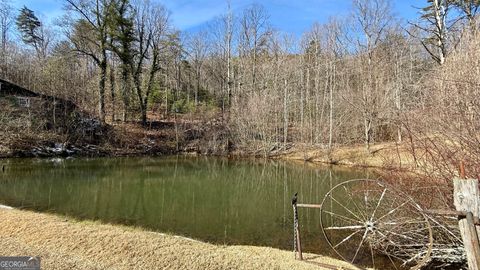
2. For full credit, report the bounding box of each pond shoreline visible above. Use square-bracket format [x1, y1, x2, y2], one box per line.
[0, 208, 357, 270]
[0, 140, 412, 172]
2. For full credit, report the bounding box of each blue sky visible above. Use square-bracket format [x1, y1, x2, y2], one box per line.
[9, 0, 421, 35]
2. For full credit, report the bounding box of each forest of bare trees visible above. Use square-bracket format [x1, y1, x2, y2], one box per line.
[1, 0, 480, 172]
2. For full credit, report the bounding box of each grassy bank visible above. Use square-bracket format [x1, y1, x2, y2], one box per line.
[0, 208, 357, 270]
[276, 142, 416, 170]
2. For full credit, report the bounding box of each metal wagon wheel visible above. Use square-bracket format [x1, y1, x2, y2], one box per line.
[319, 179, 433, 270]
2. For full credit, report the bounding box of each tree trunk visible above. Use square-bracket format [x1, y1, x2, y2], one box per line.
[364, 118, 371, 153]
[195, 68, 200, 108]
[328, 63, 335, 150]
[283, 78, 288, 149]
[110, 63, 116, 123]
[141, 108, 147, 126]
[226, 1, 233, 108]
[121, 67, 129, 122]
[433, 0, 446, 65]
[98, 59, 107, 123]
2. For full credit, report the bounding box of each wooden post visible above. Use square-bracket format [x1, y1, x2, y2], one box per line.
[453, 178, 480, 269]
[296, 223, 303, 260]
[292, 202, 303, 260]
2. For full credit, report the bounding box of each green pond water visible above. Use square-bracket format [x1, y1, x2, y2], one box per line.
[0, 157, 374, 256]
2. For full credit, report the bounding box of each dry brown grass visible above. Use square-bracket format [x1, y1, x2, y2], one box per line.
[279, 142, 417, 170]
[0, 208, 357, 270]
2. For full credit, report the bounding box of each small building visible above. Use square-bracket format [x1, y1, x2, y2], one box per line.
[0, 78, 105, 142]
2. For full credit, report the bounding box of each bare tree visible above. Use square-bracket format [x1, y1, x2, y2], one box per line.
[239, 4, 271, 93]
[224, 1, 234, 109]
[36, 20, 54, 59]
[131, 0, 170, 125]
[207, 1, 235, 111]
[0, 0, 12, 54]
[351, 0, 394, 152]
[0, 0, 13, 77]
[186, 31, 208, 108]
[452, 0, 480, 30]
[64, 0, 111, 122]
[409, 0, 452, 65]
[323, 19, 345, 151]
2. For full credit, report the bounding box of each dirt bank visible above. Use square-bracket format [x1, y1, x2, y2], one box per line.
[0, 208, 357, 270]
[276, 142, 416, 170]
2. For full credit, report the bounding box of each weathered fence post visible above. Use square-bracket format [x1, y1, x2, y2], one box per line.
[453, 177, 480, 269]
[292, 193, 303, 260]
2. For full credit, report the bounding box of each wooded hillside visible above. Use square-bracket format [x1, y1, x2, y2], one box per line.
[1, 0, 479, 178]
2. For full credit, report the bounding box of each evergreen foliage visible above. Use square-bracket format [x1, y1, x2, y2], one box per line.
[16, 6, 42, 51]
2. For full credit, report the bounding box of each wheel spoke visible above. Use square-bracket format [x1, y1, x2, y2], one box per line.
[352, 229, 369, 263]
[323, 210, 363, 225]
[369, 242, 375, 269]
[373, 230, 398, 245]
[379, 228, 416, 241]
[330, 195, 365, 222]
[375, 201, 409, 222]
[379, 219, 430, 239]
[325, 225, 364, 230]
[382, 220, 428, 226]
[370, 188, 387, 221]
[342, 186, 368, 220]
[333, 229, 363, 249]
[386, 253, 400, 270]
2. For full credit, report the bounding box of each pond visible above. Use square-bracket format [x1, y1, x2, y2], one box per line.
[0, 157, 374, 257]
